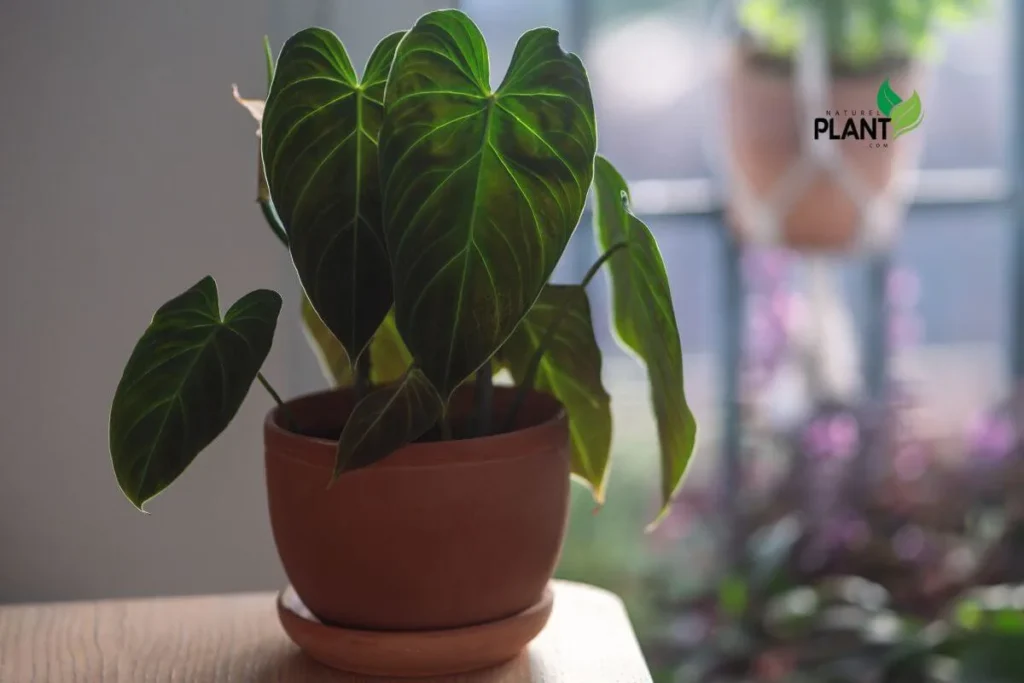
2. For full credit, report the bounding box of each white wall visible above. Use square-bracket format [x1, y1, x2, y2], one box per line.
[0, 0, 450, 603]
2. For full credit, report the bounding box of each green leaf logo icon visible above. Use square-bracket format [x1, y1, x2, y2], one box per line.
[890, 91, 923, 139]
[876, 79, 903, 117]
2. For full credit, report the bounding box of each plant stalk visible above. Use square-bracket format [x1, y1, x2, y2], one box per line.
[501, 241, 630, 431]
[439, 413, 453, 441]
[257, 371, 297, 431]
[474, 361, 494, 436]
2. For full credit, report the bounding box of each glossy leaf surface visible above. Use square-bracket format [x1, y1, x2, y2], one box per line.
[380, 10, 597, 398]
[262, 29, 403, 361]
[333, 367, 441, 477]
[592, 155, 696, 523]
[110, 277, 282, 509]
[501, 285, 611, 500]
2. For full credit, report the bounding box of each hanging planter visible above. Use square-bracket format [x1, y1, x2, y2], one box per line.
[724, 0, 984, 251]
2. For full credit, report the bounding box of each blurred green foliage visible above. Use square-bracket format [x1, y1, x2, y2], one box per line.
[739, 0, 988, 69]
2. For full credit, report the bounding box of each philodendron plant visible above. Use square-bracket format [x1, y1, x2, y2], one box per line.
[110, 10, 697, 524]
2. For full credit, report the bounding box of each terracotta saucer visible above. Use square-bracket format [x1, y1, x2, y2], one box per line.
[276, 584, 554, 678]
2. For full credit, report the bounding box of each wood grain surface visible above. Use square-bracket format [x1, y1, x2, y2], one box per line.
[0, 580, 652, 682]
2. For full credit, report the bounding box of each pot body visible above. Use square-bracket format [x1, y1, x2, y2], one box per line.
[264, 386, 570, 631]
[725, 49, 920, 250]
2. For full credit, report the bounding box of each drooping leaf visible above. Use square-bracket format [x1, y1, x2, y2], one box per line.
[334, 367, 442, 477]
[110, 277, 282, 510]
[592, 155, 697, 526]
[876, 78, 903, 117]
[380, 9, 597, 399]
[262, 29, 404, 362]
[500, 285, 611, 500]
[301, 298, 412, 388]
[890, 90, 923, 139]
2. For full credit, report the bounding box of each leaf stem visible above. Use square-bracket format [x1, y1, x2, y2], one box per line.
[257, 371, 297, 431]
[474, 361, 494, 436]
[439, 414, 453, 441]
[501, 241, 630, 431]
[581, 240, 629, 288]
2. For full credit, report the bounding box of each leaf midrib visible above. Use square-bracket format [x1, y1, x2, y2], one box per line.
[441, 96, 496, 391]
[130, 318, 224, 501]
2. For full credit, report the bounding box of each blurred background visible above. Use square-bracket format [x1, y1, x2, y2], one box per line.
[3, 0, 1024, 680]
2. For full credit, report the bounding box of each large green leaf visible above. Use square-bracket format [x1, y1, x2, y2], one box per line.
[262, 29, 403, 361]
[333, 367, 442, 478]
[592, 156, 697, 524]
[110, 277, 282, 509]
[380, 9, 597, 399]
[500, 285, 611, 500]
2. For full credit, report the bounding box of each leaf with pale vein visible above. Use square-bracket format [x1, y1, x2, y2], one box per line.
[500, 285, 611, 500]
[333, 367, 442, 477]
[592, 156, 697, 526]
[262, 29, 403, 361]
[109, 277, 281, 510]
[380, 9, 597, 399]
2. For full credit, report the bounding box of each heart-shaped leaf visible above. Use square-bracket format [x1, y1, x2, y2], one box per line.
[302, 297, 412, 388]
[500, 285, 611, 500]
[110, 277, 282, 509]
[333, 367, 442, 477]
[380, 9, 597, 399]
[592, 156, 697, 525]
[262, 29, 403, 362]
[876, 78, 902, 117]
[890, 90, 923, 139]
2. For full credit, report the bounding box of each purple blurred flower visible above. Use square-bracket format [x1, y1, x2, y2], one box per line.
[968, 411, 1015, 461]
[893, 525, 926, 562]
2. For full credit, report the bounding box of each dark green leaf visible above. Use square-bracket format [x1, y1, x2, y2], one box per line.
[592, 155, 697, 523]
[959, 633, 1024, 683]
[500, 285, 611, 499]
[333, 367, 442, 477]
[262, 29, 403, 361]
[110, 277, 282, 509]
[380, 9, 597, 398]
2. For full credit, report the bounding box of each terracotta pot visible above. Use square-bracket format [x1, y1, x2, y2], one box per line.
[725, 48, 920, 251]
[264, 386, 570, 631]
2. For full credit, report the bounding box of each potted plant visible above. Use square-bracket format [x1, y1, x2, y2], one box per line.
[109, 9, 697, 677]
[726, 0, 986, 250]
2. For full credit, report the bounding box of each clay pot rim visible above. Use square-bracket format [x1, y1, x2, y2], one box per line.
[734, 35, 914, 81]
[264, 386, 568, 471]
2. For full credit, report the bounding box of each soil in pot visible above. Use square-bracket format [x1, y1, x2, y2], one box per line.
[263, 385, 571, 633]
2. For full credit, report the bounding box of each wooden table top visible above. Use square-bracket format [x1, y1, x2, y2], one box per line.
[0, 580, 652, 682]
